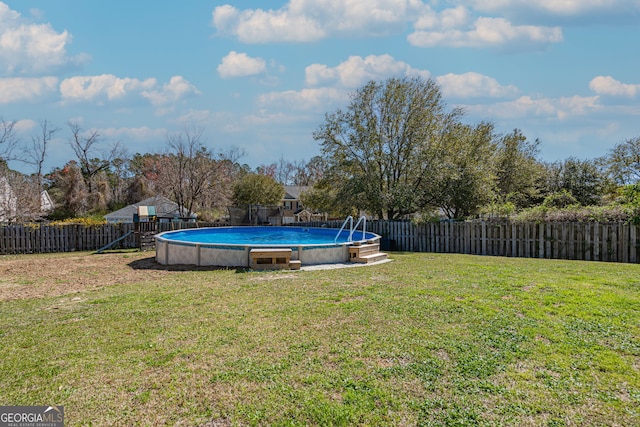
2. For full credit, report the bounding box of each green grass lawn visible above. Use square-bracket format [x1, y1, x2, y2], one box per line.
[1, 252, 638, 426]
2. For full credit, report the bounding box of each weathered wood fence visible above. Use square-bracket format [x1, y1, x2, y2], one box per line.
[0, 223, 135, 254]
[299, 220, 640, 264]
[2, 220, 640, 263]
[0, 222, 218, 255]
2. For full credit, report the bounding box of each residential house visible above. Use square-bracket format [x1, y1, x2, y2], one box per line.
[281, 185, 327, 223]
[0, 176, 16, 222]
[281, 185, 308, 224]
[0, 175, 54, 222]
[40, 190, 54, 213]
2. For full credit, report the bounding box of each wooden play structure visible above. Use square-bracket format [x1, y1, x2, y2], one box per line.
[133, 205, 157, 251]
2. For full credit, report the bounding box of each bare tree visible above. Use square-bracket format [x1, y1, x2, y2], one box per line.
[68, 122, 109, 195]
[108, 148, 132, 207]
[274, 156, 296, 185]
[158, 128, 244, 218]
[164, 127, 218, 216]
[294, 156, 326, 186]
[24, 120, 59, 191]
[68, 121, 124, 212]
[0, 118, 19, 162]
[50, 161, 89, 217]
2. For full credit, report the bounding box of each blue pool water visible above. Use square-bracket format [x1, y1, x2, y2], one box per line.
[159, 226, 375, 246]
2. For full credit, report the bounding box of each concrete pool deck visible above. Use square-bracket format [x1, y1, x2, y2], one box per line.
[298, 257, 393, 271]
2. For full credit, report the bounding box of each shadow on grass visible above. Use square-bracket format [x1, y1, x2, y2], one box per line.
[127, 256, 252, 274]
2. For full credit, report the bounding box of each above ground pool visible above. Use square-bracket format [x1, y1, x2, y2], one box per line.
[155, 226, 381, 267]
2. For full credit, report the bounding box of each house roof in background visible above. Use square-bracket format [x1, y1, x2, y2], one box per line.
[104, 195, 196, 222]
[283, 186, 309, 200]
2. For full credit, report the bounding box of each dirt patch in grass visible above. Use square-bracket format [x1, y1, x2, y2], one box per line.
[0, 251, 191, 301]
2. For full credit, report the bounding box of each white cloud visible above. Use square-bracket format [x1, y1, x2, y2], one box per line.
[60, 74, 156, 103]
[414, 5, 471, 30]
[436, 72, 519, 98]
[258, 87, 348, 111]
[212, 4, 325, 43]
[212, 0, 426, 43]
[409, 13, 562, 49]
[176, 109, 213, 122]
[0, 76, 58, 103]
[589, 76, 640, 98]
[218, 51, 267, 78]
[466, 95, 600, 120]
[59, 74, 200, 109]
[142, 76, 201, 106]
[468, 0, 639, 16]
[0, 2, 87, 76]
[306, 54, 430, 88]
[14, 118, 37, 133]
[0, 2, 20, 22]
[267, 55, 519, 113]
[97, 126, 166, 141]
[212, 1, 566, 50]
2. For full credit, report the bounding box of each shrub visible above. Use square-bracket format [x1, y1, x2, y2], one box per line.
[479, 202, 516, 220]
[513, 204, 636, 223]
[542, 190, 578, 209]
[49, 217, 107, 227]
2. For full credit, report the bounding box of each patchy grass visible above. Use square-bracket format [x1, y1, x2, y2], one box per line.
[0, 252, 638, 426]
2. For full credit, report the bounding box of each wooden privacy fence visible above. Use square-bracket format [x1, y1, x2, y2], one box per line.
[2, 220, 640, 263]
[0, 223, 137, 255]
[298, 220, 640, 264]
[0, 222, 221, 255]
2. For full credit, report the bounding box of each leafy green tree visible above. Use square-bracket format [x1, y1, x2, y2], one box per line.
[542, 189, 579, 209]
[618, 183, 640, 206]
[232, 173, 284, 206]
[606, 136, 640, 184]
[429, 122, 497, 219]
[543, 158, 608, 206]
[299, 182, 352, 218]
[494, 129, 545, 208]
[314, 76, 464, 219]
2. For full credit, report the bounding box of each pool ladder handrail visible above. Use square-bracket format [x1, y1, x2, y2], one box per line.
[334, 215, 367, 243]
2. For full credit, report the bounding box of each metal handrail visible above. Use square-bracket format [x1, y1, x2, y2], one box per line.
[334, 215, 353, 243]
[334, 215, 367, 243]
[350, 216, 367, 242]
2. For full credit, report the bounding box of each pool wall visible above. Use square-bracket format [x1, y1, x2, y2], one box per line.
[155, 227, 379, 267]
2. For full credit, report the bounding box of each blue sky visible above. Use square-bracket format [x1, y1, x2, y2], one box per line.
[2, 0, 640, 175]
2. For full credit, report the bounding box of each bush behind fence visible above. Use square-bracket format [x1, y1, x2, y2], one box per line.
[1, 221, 639, 263]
